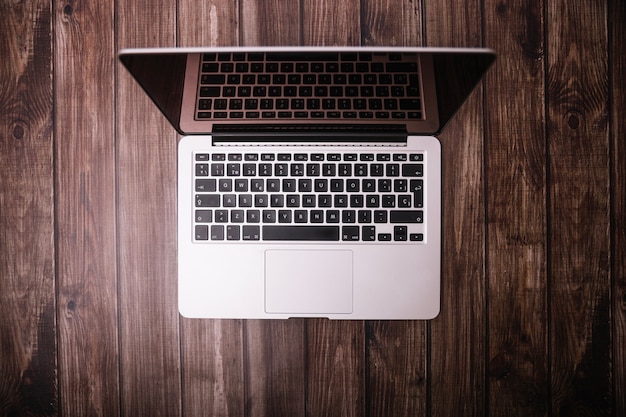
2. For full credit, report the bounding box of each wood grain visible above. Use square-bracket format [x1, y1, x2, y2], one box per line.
[0, 0, 623, 416]
[359, 2, 427, 417]
[361, 0, 423, 47]
[0, 1, 56, 416]
[298, 4, 366, 417]
[611, 1, 626, 414]
[366, 321, 426, 417]
[244, 320, 306, 417]
[54, 0, 120, 415]
[547, 0, 611, 415]
[483, 0, 549, 416]
[241, 0, 302, 46]
[306, 320, 365, 417]
[177, 3, 246, 417]
[425, 0, 487, 416]
[302, 0, 361, 46]
[116, 0, 181, 415]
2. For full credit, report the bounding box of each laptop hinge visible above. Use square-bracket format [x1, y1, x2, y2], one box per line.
[210, 123, 408, 144]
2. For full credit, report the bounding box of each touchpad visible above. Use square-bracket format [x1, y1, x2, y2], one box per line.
[265, 250, 353, 314]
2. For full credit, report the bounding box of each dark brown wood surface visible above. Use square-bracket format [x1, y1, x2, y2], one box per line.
[0, 1, 624, 416]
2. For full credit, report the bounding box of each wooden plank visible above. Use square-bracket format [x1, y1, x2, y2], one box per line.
[181, 320, 244, 417]
[302, 0, 360, 46]
[0, 2, 56, 416]
[424, 1, 487, 416]
[115, 1, 181, 415]
[298, 3, 365, 417]
[359, 2, 426, 417]
[611, 0, 626, 413]
[177, 2, 245, 417]
[547, 0, 612, 414]
[365, 322, 426, 417]
[236, 3, 309, 417]
[360, 0, 422, 46]
[482, 1, 549, 416]
[244, 320, 306, 417]
[241, 0, 302, 45]
[178, 0, 240, 47]
[306, 320, 365, 417]
[54, 0, 120, 415]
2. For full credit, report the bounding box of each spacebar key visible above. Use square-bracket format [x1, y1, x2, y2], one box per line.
[263, 226, 340, 241]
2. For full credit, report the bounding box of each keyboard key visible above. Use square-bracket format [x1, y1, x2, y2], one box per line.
[263, 226, 340, 241]
[227, 225, 240, 240]
[342, 226, 359, 241]
[195, 210, 212, 223]
[196, 195, 220, 207]
[390, 210, 423, 223]
[211, 225, 224, 240]
[243, 226, 261, 240]
[196, 178, 216, 191]
[195, 225, 209, 240]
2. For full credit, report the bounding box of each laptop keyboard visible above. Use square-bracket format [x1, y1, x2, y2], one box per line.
[195, 51, 422, 122]
[193, 150, 426, 243]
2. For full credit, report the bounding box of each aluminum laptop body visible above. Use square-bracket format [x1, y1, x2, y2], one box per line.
[119, 46, 495, 320]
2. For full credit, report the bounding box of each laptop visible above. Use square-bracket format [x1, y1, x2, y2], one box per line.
[119, 46, 495, 320]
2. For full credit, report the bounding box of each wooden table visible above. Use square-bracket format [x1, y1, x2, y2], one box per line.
[1, 0, 624, 416]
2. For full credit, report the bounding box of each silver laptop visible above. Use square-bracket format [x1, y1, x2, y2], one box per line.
[119, 46, 494, 319]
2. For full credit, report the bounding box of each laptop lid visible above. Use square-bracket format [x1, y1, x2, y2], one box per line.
[118, 47, 495, 138]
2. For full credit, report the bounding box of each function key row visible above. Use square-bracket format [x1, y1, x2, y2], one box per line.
[202, 52, 409, 63]
[201, 61, 418, 74]
[195, 153, 424, 162]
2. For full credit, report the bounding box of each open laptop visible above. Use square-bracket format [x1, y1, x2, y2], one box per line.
[119, 47, 495, 319]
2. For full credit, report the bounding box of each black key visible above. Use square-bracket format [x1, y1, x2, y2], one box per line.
[386, 62, 418, 72]
[215, 210, 228, 223]
[211, 225, 224, 240]
[323, 208, 338, 222]
[358, 210, 372, 223]
[263, 226, 340, 241]
[196, 163, 209, 176]
[298, 179, 312, 192]
[195, 225, 209, 240]
[399, 99, 421, 110]
[227, 225, 240, 240]
[310, 210, 324, 223]
[201, 74, 226, 84]
[342, 226, 360, 241]
[282, 179, 296, 192]
[411, 179, 424, 208]
[231, 210, 245, 223]
[315, 179, 328, 192]
[346, 179, 360, 192]
[195, 210, 212, 223]
[200, 86, 220, 97]
[410, 233, 424, 241]
[247, 210, 261, 223]
[222, 194, 237, 207]
[390, 210, 423, 223]
[363, 226, 376, 241]
[211, 163, 224, 176]
[374, 211, 387, 223]
[294, 210, 308, 223]
[402, 163, 423, 177]
[342, 210, 356, 223]
[243, 226, 261, 240]
[378, 233, 392, 241]
[196, 194, 220, 207]
[382, 195, 396, 208]
[195, 178, 216, 192]
[278, 210, 292, 223]
[394, 226, 408, 241]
